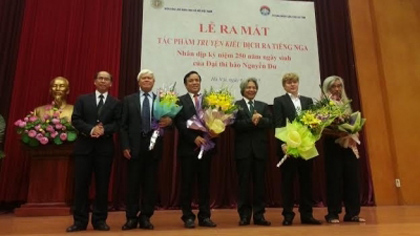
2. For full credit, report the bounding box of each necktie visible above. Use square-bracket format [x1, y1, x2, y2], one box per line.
[142, 93, 151, 133]
[97, 94, 104, 116]
[194, 94, 200, 111]
[248, 100, 254, 115]
[296, 105, 301, 115]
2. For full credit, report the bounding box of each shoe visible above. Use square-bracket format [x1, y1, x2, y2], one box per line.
[343, 215, 366, 223]
[282, 218, 293, 226]
[139, 219, 154, 230]
[184, 218, 195, 228]
[301, 217, 322, 225]
[122, 219, 138, 230]
[325, 215, 340, 224]
[66, 224, 87, 232]
[254, 217, 271, 226]
[199, 218, 217, 227]
[239, 218, 250, 226]
[93, 222, 110, 231]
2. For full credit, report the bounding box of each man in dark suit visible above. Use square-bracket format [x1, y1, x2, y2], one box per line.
[175, 71, 217, 228]
[67, 71, 121, 232]
[120, 69, 172, 230]
[272, 72, 321, 226]
[233, 78, 272, 226]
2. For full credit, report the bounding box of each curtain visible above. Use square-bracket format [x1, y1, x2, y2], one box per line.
[0, 0, 122, 203]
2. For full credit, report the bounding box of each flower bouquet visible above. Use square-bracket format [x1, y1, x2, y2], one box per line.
[275, 97, 349, 167]
[149, 83, 183, 150]
[334, 111, 366, 158]
[187, 87, 238, 159]
[14, 105, 77, 147]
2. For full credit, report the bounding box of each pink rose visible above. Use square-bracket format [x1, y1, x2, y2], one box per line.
[44, 114, 51, 120]
[40, 137, 49, 145]
[52, 118, 60, 124]
[14, 119, 22, 126]
[28, 130, 37, 138]
[46, 125, 54, 132]
[35, 125, 41, 130]
[29, 116, 38, 122]
[55, 124, 63, 130]
[24, 117, 29, 122]
[60, 133, 67, 141]
[19, 121, 27, 128]
[36, 133, 43, 141]
[50, 131, 58, 138]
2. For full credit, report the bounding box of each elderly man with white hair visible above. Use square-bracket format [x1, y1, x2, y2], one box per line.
[120, 69, 172, 231]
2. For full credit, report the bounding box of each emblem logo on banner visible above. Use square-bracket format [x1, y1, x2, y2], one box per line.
[152, 0, 163, 9]
[260, 5, 270, 16]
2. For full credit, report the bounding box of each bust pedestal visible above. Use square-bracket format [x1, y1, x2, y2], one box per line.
[15, 143, 74, 216]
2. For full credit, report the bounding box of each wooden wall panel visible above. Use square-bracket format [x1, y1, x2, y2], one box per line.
[348, 0, 420, 204]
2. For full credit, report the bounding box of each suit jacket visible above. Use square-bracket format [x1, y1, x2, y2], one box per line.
[233, 99, 272, 160]
[120, 92, 163, 159]
[72, 93, 121, 155]
[175, 93, 206, 157]
[273, 93, 313, 156]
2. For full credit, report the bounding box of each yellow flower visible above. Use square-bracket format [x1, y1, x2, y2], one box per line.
[206, 94, 218, 106]
[300, 112, 321, 126]
[219, 101, 231, 112]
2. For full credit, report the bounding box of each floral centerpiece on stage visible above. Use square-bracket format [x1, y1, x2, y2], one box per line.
[149, 82, 183, 150]
[275, 97, 349, 166]
[14, 104, 77, 147]
[187, 86, 238, 159]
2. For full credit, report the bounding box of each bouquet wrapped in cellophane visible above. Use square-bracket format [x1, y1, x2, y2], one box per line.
[149, 83, 182, 150]
[187, 87, 238, 159]
[275, 97, 349, 167]
[333, 110, 366, 158]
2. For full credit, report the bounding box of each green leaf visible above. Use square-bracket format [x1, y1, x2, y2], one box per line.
[54, 136, 63, 145]
[28, 138, 39, 147]
[67, 131, 77, 142]
[21, 133, 30, 143]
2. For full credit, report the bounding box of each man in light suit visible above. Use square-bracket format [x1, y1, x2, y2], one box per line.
[175, 71, 217, 228]
[273, 72, 321, 226]
[120, 69, 172, 230]
[233, 78, 272, 226]
[67, 71, 121, 232]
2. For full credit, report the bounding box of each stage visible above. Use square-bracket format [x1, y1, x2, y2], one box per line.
[1, 206, 419, 236]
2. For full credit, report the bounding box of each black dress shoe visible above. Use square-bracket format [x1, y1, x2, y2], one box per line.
[199, 218, 217, 227]
[301, 217, 322, 225]
[66, 224, 87, 232]
[184, 219, 195, 228]
[254, 218, 271, 226]
[93, 222, 110, 231]
[282, 218, 293, 226]
[122, 219, 138, 230]
[239, 218, 250, 226]
[139, 219, 154, 230]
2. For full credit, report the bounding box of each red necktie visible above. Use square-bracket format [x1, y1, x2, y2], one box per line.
[194, 94, 200, 111]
